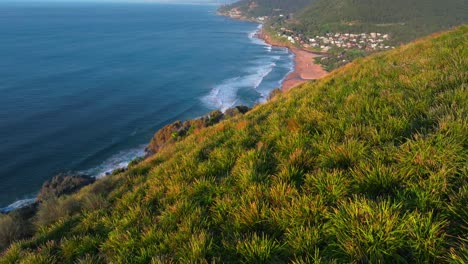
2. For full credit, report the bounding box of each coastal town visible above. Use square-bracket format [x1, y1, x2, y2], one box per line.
[276, 28, 395, 52]
[220, 9, 394, 53]
[218, 7, 399, 71]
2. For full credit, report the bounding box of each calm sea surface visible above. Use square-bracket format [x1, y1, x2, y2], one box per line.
[0, 2, 293, 209]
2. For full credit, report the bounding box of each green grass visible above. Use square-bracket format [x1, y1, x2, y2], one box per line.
[0, 26, 467, 263]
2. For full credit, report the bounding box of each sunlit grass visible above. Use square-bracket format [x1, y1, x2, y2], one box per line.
[0, 26, 466, 263]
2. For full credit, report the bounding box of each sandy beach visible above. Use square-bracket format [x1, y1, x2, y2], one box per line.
[258, 29, 329, 91]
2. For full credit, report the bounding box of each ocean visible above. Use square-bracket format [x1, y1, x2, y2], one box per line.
[0, 2, 293, 210]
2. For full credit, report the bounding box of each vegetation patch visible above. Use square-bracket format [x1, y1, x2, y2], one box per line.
[0, 26, 466, 263]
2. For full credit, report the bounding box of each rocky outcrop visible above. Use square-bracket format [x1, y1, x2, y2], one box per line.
[146, 106, 251, 155]
[37, 173, 95, 202]
[224, 105, 250, 117]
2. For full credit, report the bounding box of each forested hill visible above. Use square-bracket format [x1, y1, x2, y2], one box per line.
[222, 0, 467, 43]
[1, 26, 467, 263]
[294, 0, 468, 43]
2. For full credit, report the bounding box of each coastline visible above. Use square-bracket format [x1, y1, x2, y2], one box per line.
[2, 16, 305, 215]
[256, 28, 329, 91]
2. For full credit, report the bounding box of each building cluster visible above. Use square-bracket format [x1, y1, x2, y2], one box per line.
[256, 16, 270, 22]
[277, 28, 395, 52]
[223, 8, 243, 19]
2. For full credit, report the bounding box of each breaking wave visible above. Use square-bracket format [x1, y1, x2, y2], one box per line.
[248, 24, 271, 47]
[0, 145, 147, 213]
[84, 145, 147, 179]
[202, 60, 277, 111]
[202, 24, 292, 111]
[0, 198, 36, 214]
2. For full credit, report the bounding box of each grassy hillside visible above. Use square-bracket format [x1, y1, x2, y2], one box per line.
[294, 0, 468, 43]
[1, 26, 467, 263]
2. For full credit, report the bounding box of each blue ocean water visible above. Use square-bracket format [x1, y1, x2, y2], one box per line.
[0, 2, 293, 209]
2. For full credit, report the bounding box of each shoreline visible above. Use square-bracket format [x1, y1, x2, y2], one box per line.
[1, 145, 147, 213]
[2, 18, 312, 214]
[256, 28, 329, 91]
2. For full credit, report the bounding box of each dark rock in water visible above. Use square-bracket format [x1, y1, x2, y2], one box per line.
[37, 172, 95, 202]
[236, 105, 251, 114]
[224, 105, 251, 117]
[207, 110, 224, 125]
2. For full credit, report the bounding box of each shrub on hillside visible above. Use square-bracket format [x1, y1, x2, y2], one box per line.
[35, 196, 82, 226]
[0, 214, 30, 251]
[268, 88, 282, 100]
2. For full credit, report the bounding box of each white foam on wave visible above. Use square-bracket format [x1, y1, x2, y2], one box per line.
[202, 23, 288, 112]
[86, 145, 147, 179]
[247, 24, 262, 39]
[253, 62, 276, 88]
[1, 198, 36, 213]
[248, 24, 272, 49]
[202, 78, 240, 112]
[1, 146, 147, 213]
[202, 60, 277, 111]
[278, 53, 296, 86]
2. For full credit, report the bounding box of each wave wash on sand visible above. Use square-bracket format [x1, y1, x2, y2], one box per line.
[202, 25, 294, 111]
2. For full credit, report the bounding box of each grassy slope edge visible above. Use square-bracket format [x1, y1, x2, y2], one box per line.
[1, 26, 467, 263]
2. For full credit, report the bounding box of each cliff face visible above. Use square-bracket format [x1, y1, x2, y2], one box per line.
[1, 26, 467, 262]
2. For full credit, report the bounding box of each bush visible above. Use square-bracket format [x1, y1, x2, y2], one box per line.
[80, 193, 109, 211]
[0, 214, 30, 251]
[35, 196, 81, 226]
